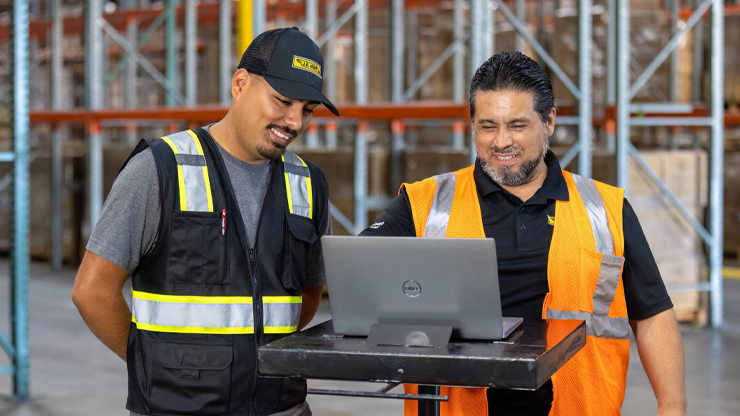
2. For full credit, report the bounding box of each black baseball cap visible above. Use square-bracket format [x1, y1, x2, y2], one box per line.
[238, 27, 339, 116]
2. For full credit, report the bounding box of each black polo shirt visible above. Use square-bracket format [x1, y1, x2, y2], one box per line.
[360, 150, 673, 415]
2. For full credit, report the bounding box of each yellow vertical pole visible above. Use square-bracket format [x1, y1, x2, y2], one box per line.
[238, 0, 254, 55]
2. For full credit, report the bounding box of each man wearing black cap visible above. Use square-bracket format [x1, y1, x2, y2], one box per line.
[72, 27, 338, 416]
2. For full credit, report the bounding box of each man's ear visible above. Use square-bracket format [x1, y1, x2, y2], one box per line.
[231, 69, 251, 99]
[546, 107, 556, 137]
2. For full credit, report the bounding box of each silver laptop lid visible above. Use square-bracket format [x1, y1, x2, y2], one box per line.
[322, 236, 513, 340]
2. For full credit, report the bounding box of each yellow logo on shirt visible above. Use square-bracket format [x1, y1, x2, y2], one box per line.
[292, 56, 322, 78]
[547, 215, 555, 225]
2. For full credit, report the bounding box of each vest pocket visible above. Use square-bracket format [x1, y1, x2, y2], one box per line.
[168, 211, 229, 285]
[285, 213, 318, 292]
[149, 342, 233, 415]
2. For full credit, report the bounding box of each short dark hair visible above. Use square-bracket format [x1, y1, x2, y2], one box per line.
[468, 52, 554, 122]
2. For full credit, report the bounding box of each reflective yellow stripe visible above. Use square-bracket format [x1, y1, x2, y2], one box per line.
[162, 136, 188, 211]
[262, 296, 302, 303]
[187, 130, 214, 212]
[294, 154, 313, 219]
[132, 316, 255, 335]
[132, 289, 253, 304]
[264, 326, 298, 334]
[282, 155, 295, 214]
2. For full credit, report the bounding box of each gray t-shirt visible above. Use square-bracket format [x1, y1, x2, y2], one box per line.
[87, 127, 329, 288]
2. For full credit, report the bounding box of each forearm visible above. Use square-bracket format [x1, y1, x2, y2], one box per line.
[72, 251, 132, 361]
[298, 286, 323, 330]
[631, 308, 686, 415]
[75, 290, 131, 361]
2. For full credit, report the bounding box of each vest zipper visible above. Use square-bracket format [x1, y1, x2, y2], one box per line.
[249, 246, 262, 415]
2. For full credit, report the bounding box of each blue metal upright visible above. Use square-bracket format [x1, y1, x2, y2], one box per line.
[3, 0, 31, 399]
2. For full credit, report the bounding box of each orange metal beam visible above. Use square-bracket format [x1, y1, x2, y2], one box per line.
[28, 102, 470, 124]
[29, 104, 740, 126]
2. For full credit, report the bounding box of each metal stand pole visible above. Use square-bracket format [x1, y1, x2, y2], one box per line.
[691, 0, 704, 102]
[185, 0, 197, 107]
[305, 0, 318, 39]
[50, 0, 64, 269]
[670, 0, 679, 103]
[616, 0, 630, 192]
[708, 0, 724, 328]
[85, 0, 104, 230]
[578, 0, 592, 177]
[470, 0, 486, 164]
[515, 0, 525, 52]
[606, 0, 617, 154]
[165, 0, 177, 107]
[452, 0, 465, 151]
[354, 0, 368, 233]
[10, 0, 31, 399]
[325, 0, 337, 150]
[417, 386, 441, 416]
[220, 0, 232, 105]
[125, 12, 138, 144]
[253, 0, 265, 37]
[406, 8, 418, 100]
[391, 0, 404, 190]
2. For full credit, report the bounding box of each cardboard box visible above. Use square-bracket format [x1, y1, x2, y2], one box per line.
[635, 208, 704, 261]
[655, 255, 705, 319]
[628, 150, 708, 211]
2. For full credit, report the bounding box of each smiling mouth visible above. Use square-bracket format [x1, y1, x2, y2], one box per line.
[270, 127, 293, 140]
[495, 154, 518, 161]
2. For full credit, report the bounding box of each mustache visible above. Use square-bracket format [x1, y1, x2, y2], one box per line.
[267, 124, 298, 139]
[487, 146, 523, 154]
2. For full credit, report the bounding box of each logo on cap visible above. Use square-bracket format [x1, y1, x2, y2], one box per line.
[292, 56, 322, 78]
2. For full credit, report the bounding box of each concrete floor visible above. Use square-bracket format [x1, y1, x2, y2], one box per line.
[0, 260, 738, 415]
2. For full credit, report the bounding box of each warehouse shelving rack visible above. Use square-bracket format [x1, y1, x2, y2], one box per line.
[0, 0, 734, 399]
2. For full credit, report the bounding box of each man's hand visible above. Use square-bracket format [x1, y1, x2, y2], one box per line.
[298, 286, 324, 330]
[72, 251, 132, 361]
[630, 308, 686, 416]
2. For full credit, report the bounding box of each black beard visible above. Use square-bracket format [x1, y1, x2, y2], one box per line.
[481, 154, 541, 187]
[479, 132, 549, 187]
[256, 139, 286, 160]
[258, 124, 296, 160]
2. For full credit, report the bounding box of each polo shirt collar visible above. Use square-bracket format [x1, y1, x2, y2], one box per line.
[473, 149, 570, 202]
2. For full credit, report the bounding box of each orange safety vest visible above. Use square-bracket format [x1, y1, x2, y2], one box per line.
[402, 165, 629, 416]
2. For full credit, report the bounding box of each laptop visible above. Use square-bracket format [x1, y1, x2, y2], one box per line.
[322, 236, 523, 340]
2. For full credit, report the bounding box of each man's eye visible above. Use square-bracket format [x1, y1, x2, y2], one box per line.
[277, 98, 290, 105]
[304, 108, 315, 115]
[512, 125, 526, 129]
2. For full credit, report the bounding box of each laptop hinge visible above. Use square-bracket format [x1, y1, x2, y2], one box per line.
[367, 324, 453, 348]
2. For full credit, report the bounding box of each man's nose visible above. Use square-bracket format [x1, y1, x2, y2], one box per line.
[282, 104, 304, 132]
[492, 129, 515, 150]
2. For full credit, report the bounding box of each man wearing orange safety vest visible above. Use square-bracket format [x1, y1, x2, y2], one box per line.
[361, 52, 686, 416]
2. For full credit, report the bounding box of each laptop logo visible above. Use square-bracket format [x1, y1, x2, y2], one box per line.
[402, 280, 421, 298]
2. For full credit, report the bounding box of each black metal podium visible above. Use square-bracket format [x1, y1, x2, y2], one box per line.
[258, 319, 585, 416]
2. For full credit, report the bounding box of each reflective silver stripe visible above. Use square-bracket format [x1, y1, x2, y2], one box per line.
[593, 253, 625, 315]
[546, 309, 630, 340]
[132, 296, 254, 331]
[164, 130, 213, 212]
[283, 151, 312, 219]
[424, 172, 456, 238]
[551, 174, 628, 340]
[166, 130, 201, 154]
[571, 174, 614, 254]
[263, 302, 302, 330]
[181, 164, 210, 212]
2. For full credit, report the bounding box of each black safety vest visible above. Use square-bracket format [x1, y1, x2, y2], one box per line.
[122, 128, 324, 416]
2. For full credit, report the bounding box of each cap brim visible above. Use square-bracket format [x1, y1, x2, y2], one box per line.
[263, 75, 340, 117]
